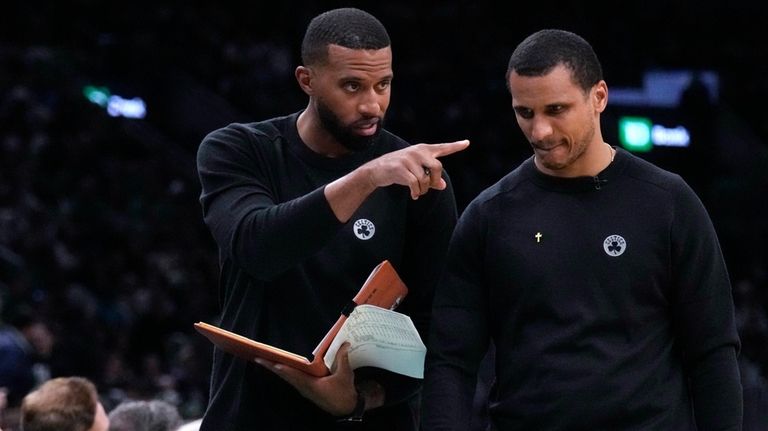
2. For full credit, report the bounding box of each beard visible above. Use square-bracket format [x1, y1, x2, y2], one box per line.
[316, 99, 383, 152]
[532, 116, 595, 172]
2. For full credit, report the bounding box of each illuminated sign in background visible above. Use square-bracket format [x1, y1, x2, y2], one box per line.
[618, 116, 691, 151]
[608, 69, 717, 154]
[602, 69, 718, 182]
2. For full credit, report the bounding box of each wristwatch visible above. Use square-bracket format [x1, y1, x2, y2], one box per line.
[337, 391, 365, 423]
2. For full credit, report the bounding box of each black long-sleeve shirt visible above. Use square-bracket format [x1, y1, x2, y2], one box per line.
[423, 148, 742, 430]
[197, 112, 457, 431]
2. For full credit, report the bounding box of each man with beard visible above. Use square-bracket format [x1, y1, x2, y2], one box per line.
[196, 8, 468, 431]
[422, 29, 741, 430]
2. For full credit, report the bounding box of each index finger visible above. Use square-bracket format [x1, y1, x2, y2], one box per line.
[425, 139, 470, 157]
[257, 357, 316, 389]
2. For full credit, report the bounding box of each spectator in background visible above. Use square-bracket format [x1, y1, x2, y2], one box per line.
[1, 387, 7, 431]
[21, 376, 109, 431]
[175, 418, 201, 431]
[0, 322, 34, 408]
[107, 399, 182, 431]
[0, 310, 52, 408]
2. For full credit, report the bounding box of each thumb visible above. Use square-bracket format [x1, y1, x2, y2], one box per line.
[332, 342, 353, 377]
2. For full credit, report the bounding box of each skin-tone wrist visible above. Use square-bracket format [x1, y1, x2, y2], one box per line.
[356, 380, 386, 412]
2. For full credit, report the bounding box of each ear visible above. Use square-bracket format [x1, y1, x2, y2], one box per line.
[592, 80, 608, 113]
[295, 66, 313, 96]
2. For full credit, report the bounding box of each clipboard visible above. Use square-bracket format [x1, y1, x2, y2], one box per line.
[194, 260, 408, 376]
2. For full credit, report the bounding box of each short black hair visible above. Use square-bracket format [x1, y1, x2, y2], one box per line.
[301, 8, 391, 66]
[506, 29, 603, 93]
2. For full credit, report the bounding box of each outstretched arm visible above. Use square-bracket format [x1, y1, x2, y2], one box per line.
[325, 140, 469, 222]
[198, 126, 467, 280]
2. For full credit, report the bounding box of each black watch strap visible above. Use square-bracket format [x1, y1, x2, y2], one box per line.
[337, 391, 365, 423]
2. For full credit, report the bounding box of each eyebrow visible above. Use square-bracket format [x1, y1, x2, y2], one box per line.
[338, 73, 393, 81]
[513, 102, 569, 110]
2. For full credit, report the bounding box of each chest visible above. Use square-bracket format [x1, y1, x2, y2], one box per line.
[483, 190, 673, 311]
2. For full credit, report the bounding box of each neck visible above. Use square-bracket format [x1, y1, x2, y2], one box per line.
[296, 107, 348, 158]
[606, 142, 616, 163]
[592, 141, 615, 176]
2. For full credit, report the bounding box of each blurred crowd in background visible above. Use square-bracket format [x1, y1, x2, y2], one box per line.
[1, 2, 767, 429]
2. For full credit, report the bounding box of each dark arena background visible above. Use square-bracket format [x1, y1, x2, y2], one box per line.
[1, 1, 766, 429]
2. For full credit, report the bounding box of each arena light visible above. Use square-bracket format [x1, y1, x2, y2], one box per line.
[83, 85, 147, 119]
[106, 95, 146, 119]
[83, 85, 110, 107]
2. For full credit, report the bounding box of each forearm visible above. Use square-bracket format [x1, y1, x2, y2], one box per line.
[670, 184, 742, 429]
[353, 369, 420, 408]
[421, 359, 479, 430]
[325, 140, 469, 223]
[421, 306, 489, 431]
[690, 346, 743, 431]
[324, 166, 378, 223]
[398, 178, 458, 337]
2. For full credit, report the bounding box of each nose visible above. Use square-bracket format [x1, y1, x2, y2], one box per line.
[358, 89, 384, 117]
[529, 117, 553, 142]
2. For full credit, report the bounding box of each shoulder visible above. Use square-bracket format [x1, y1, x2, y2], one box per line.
[0, 327, 26, 354]
[197, 114, 296, 161]
[466, 157, 535, 211]
[620, 151, 692, 197]
[201, 115, 292, 148]
[616, 151, 709, 222]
